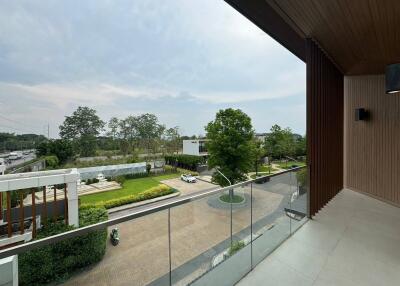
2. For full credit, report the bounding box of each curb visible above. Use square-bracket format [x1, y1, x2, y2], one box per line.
[196, 176, 218, 185]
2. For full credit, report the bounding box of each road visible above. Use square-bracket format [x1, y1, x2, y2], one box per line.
[6, 154, 36, 169]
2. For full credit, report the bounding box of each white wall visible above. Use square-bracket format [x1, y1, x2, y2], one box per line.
[183, 140, 200, 156]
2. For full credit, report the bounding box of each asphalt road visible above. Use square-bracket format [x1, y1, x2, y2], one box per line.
[6, 154, 37, 169]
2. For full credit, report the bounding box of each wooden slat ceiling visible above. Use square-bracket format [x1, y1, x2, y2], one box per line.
[266, 0, 400, 75]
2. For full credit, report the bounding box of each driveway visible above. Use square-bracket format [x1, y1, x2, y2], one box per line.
[160, 178, 218, 195]
[62, 174, 294, 286]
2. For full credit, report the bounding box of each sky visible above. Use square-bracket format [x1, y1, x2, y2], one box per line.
[0, 0, 305, 138]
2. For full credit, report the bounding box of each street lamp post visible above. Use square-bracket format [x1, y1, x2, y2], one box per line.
[215, 168, 233, 249]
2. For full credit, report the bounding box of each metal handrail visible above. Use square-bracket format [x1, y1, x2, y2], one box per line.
[0, 166, 306, 259]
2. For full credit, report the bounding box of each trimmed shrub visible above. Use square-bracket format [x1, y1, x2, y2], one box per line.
[114, 175, 126, 185]
[82, 184, 175, 210]
[19, 206, 108, 286]
[85, 178, 100, 185]
[164, 154, 205, 171]
[164, 165, 199, 176]
[228, 240, 245, 256]
[146, 163, 152, 174]
[44, 155, 59, 169]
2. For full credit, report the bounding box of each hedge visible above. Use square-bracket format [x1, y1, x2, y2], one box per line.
[103, 167, 199, 185]
[44, 155, 59, 169]
[19, 206, 108, 286]
[164, 154, 205, 171]
[163, 165, 199, 176]
[82, 184, 176, 210]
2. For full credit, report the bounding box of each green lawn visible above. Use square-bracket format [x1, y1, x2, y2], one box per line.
[274, 160, 306, 169]
[219, 194, 244, 204]
[252, 164, 280, 174]
[79, 173, 180, 205]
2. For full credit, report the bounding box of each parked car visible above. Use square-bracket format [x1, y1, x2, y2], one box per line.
[181, 174, 197, 183]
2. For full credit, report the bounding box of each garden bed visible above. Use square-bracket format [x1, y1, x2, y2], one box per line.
[79, 173, 180, 208]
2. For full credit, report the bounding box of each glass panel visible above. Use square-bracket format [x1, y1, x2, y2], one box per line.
[251, 172, 292, 266]
[11, 210, 170, 286]
[288, 168, 309, 233]
[229, 183, 252, 280]
[170, 190, 232, 285]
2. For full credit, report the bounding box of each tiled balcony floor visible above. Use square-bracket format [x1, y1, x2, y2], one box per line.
[237, 189, 400, 286]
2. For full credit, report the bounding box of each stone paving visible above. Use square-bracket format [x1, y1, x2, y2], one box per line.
[63, 175, 294, 286]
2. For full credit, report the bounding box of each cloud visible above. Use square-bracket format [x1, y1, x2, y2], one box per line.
[0, 0, 306, 136]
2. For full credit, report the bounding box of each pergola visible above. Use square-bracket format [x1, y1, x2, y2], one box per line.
[0, 169, 79, 246]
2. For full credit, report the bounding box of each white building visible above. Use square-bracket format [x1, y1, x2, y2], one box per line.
[182, 139, 209, 156]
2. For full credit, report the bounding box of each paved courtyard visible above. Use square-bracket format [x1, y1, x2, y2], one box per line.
[63, 173, 297, 286]
[160, 177, 217, 195]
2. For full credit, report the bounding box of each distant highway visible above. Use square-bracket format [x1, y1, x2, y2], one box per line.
[6, 154, 37, 170]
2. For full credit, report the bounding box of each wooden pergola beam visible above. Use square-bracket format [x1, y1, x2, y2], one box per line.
[32, 188, 36, 238]
[53, 186, 57, 222]
[19, 191, 24, 234]
[64, 184, 68, 225]
[42, 186, 47, 225]
[6, 191, 11, 238]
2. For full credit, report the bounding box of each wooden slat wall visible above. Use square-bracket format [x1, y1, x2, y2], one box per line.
[270, 0, 400, 74]
[344, 75, 400, 206]
[307, 39, 344, 217]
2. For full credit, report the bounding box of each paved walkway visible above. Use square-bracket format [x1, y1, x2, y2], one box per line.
[238, 189, 400, 286]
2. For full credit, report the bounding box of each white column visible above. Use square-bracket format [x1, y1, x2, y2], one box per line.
[67, 181, 79, 227]
[0, 255, 18, 286]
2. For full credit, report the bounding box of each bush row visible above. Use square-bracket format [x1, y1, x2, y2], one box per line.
[19, 206, 108, 286]
[82, 184, 176, 210]
[163, 165, 199, 176]
[164, 154, 205, 171]
[85, 178, 100, 185]
[104, 166, 199, 186]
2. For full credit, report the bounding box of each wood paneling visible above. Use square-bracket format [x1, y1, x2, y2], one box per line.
[267, 0, 400, 75]
[307, 39, 344, 216]
[344, 75, 400, 206]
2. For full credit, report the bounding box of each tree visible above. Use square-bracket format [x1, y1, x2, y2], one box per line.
[253, 139, 266, 176]
[264, 125, 295, 160]
[165, 126, 181, 154]
[205, 108, 255, 186]
[135, 113, 165, 156]
[295, 135, 306, 157]
[59, 106, 105, 157]
[0, 133, 47, 152]
[107, 117, 120, 140]
[36, 139, 75, 164]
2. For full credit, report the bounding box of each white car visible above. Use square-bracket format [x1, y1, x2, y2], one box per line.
[181, 174, 197, 183]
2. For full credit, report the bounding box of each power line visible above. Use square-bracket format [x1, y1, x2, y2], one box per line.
[0, 114, 43, 132]
[0, 123, 43, 135]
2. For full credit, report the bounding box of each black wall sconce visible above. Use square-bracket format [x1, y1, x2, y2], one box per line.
[355, 108, 369, 121]
[386, 63, 400, 94]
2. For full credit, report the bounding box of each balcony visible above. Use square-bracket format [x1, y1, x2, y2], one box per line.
[238, 189, 400, 286]
[0, 167, 308, 285]
[3, 166, 398, 286]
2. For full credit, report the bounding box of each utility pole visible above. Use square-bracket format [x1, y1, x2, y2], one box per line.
[47, 124, 50, 139]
